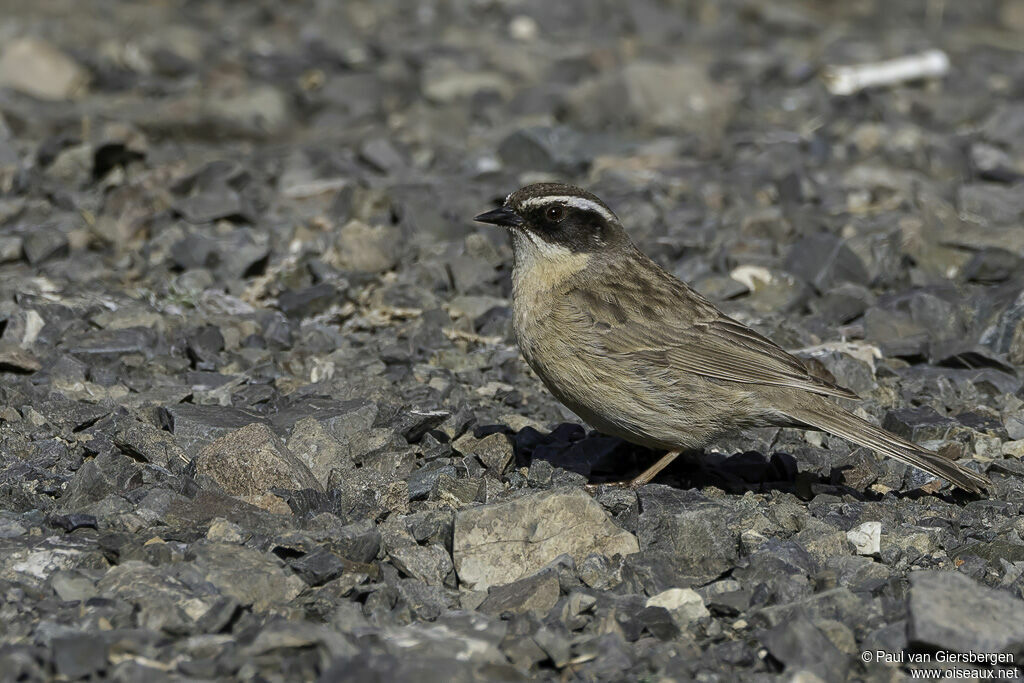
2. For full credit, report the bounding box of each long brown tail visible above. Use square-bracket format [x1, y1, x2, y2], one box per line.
[786, 400, 990, 494]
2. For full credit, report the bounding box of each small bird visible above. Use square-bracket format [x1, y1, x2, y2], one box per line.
[474, 183, 989, 494]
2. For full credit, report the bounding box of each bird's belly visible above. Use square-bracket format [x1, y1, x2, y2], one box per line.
[519, 334, 731, 450]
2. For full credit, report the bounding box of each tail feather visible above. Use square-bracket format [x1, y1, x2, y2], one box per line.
[787, 402, 990, 494]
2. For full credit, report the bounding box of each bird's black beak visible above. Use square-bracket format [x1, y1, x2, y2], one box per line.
[473, 206, 524, 228]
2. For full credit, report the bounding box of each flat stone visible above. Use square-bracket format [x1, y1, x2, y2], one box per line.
[188, 542, 306, 612]
[478, 567, 560, 616]
[196, 423, 322, 509]
[51, 634, 108, 679]
[97, 561, 218, 633]
[784, 234, 870, 292]
[0, 37, 89, 100]
[566, 61, 738, 142]
[453, 488, 639, 591]
[163, 404, 270, 457]
[909, 570, 1024, 653]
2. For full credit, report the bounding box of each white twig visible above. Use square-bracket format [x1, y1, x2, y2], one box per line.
[823, 50, 950, 96]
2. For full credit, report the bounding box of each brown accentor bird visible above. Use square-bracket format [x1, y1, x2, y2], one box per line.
[474, 183, 989, 493]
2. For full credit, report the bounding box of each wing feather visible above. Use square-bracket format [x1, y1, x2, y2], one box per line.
[563, 259, 858, 400]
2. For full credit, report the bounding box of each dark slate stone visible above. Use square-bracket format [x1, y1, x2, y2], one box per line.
[497, 126, 591, 174]
[784, 233, 870, 292]
[278, 283, 341, 319]
[636, 486, 740, 585]
[881, 406, 956, 442]
[161, 404, 268, 457]
[962, 248, 1023, 283]
[47, 513, 97, 532]
[863, 307, 929, 358]
[289, 548, 347, 586]
[64, 327, 158, 357]
[52, 634, 108, 679]
[909, 570, 1024, 653]
[407, 461, 456, 501]
[478, 568, 560, 616]
[332, 519, 382, 564]
[186, 325, 225, 368]
[22, 226, 69, 265]
[758, 613, 849, 680]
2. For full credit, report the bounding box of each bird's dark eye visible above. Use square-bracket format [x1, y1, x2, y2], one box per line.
[545, 205, 566, 222]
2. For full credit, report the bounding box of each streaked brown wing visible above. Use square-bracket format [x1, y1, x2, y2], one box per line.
[563, 264, 859, 400]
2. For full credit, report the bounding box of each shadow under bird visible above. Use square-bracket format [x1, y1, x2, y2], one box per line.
[474, 183, 990, 494]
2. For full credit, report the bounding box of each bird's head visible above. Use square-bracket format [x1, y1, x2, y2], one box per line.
[473, 183, 629, 260]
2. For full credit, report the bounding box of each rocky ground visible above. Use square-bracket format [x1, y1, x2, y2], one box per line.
[1, 0, 1024, 680]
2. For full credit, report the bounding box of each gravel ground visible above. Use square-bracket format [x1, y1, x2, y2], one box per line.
[1, 0, 1024, 680]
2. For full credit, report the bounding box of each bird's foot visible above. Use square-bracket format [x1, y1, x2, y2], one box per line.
[583, 450, 683, 494]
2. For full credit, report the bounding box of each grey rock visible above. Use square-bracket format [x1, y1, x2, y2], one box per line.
[497, 126, 591, 174]
[0, 345, 41, 373]
[784, 234, 870, 292]
[278, 283, 340, 319]
[565, 61, 738, 142]
[408, 461, 457, 501]
[422, 60, 510, 103]
[434, 474, 480, 508]
[243, 619, 357, 660]
[169, 229, 269, 279]
[359, 138, 406, 175]
[958, 182, 1024, 224]
[65, 326, 157, 357]
[909, 570, 1024, 653]
[205, 84, 291, 137]
[113, 420, 188, 469]
[453, 432, 514, 474]
[390, 409, 450, 444]
[0, 37, 89, 100]
[62, 452, 142, 509]
[453, 488, 639, 591]
[0, 235, 23, 263]
[646, 588, 709, 626]
[98, 561, 217, 633]
[753, 587, 877, 630]
[195, 423, 322, 510]
[962, 248, 1022, 283]
[287, 417, 353, 488]
[478, 567, 560, 616]
[951, 540, 1024, 569]
[52, 634, 108, 679]
[882, 406, 955, 442]
[22, 227, 69, 264]
[288, 548, 347, 586]
[388, 543, 453, 586]
[187, 542, 306, 612]
[863, 307, 929, 358]
[758, 613, 849, 682]
[333, 220, 401, 273]
[637, 486, 740, 585]
[163, 404, 270, 457]
[51, 569, 98, 602]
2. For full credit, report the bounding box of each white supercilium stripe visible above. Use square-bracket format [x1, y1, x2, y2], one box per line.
[517, 196, 618, 224]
